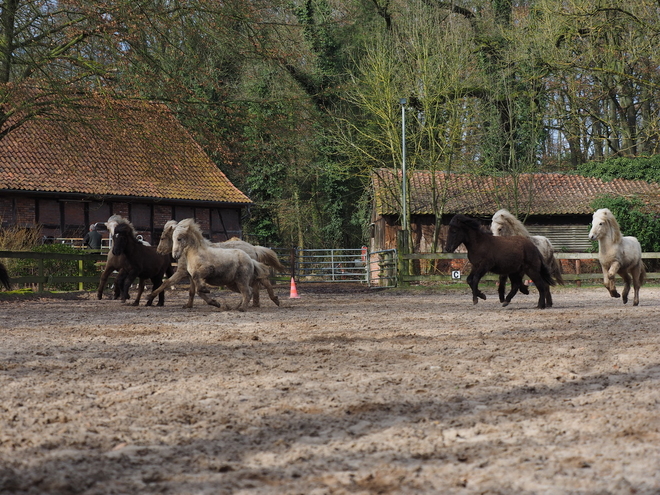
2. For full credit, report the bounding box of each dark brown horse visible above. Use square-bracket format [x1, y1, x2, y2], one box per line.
[111, 223, 173, 306]
[444, 214, 556, 309]
[0, 261, 11, 290]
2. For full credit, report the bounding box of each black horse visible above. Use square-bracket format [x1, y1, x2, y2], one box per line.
[444, 214, 556, 309]
[111, 223, 173, 306]
[0, 262, 11, 290]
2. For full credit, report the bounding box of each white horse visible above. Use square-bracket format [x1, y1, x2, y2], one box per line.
[169, 218, 271, 311]
[589, 208, 645, 306]
[145, 220, 283, 308]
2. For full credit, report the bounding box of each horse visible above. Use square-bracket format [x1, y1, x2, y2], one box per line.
[444, 214, 556, 309]
[145, 220, 283, 308]
[588, 208, 645, 306]
[0, 262, 11, 290]
[96, 215, 149, 301]
[491, 209, 564, 302]
[111, 222, 174, 306]
[170, 218, 271, 311]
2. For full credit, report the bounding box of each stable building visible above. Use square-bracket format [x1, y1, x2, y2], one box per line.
[0, 97, 251, 243]
[371, 168, 660, 253]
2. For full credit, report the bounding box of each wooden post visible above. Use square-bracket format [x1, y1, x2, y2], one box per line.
[290, 245, 297, 280]
[78, 259, 84, 291]
[38, 258, 44, 293]
[575, 259, 581, 288]
[397, 229, 410, 287]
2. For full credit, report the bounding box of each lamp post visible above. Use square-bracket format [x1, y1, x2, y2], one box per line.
[400, 98, 408, 232]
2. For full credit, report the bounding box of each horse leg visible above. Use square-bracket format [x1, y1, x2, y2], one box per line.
[631, 266, 642, 307]
[236, 283, 253, 312]
[184, 279, 196, 308]
[97, 265, 116, 300]
[502, 273, 523, 307]
[251, 280, 261, 307]
[131, 279, 146, 306]
[192, 275, 225, 309]
[619, 270, 632, 305]
[467, 270, 487, 304]
[602, 264, 620, 298]
[260, 278, 280, 307]
[146, 268, 188, 306]
[498, 275, 507, 303]
[120, 270, 136, 303]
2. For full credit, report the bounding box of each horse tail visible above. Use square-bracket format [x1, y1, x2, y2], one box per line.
[253, 246, 287, 272]
[252, 260, 271, 282]
[540, 258, 557, 287]
[639, 259, 647, 286]
[551, 256, 565, 286]
[0, 262, 11, 290]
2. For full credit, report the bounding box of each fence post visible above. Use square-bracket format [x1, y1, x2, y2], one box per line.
[290, 245, 297, 281]
[78, 258, 84, 291]
[38, 257, 44, 293]
[397, 230, 410, 287]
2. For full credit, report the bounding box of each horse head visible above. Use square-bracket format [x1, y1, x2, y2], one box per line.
[589, 208, 622, 243]
[445, 214, 491, 252]
[172, 218, 203, 259]
[491, 209, 530, 237]
[112, 222, 135, 256]
[157, 220, 178, 256]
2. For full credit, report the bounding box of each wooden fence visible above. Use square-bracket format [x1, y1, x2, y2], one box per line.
[2, 249, 660, 293]
[0, 250, 108, 292]
[398, 251, 660, 285]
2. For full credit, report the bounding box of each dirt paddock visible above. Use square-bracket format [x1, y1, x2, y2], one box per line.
[1, 282, 660, 494]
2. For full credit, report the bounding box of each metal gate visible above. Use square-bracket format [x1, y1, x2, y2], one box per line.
[273, 247, 397, 288]
[294, 248, 368, 283]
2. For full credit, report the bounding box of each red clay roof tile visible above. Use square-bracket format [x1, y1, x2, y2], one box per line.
[373, 168, 660, 216]
[0, 98, 251, 205]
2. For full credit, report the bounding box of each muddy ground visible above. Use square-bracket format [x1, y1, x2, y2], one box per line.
[1, 282, 659, 495]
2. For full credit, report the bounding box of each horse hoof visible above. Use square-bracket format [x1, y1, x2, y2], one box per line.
[273, 297, 280, 306]
[478, 292, 487, 300]
[502, 301, 509, 307]
[520, 285, 530, 295]
[612, 292, 620, 298]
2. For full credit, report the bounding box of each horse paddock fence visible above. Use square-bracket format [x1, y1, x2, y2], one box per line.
[3, 248, 660, 293]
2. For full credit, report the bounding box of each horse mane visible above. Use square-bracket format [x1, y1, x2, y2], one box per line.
[594, 208, 622, 244]
[450, 214, 493, 236]
[107, 215, 137, 237]
[162, 220, 178, 237]
[176, 218, 205, 247]
[492, 209, 531, 237]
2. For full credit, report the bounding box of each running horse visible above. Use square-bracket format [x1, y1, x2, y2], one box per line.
[589, 208, 645, 306]
[444, 214, 556, 309]
[110, 222, 173, 306]
[491, 209, 564, 302]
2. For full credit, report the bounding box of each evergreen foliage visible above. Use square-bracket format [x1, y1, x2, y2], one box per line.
[578, 156, 660, 184]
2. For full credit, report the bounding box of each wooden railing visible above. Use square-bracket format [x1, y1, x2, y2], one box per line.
[0, 250, 108, 292]
[398, 252, 660, 284]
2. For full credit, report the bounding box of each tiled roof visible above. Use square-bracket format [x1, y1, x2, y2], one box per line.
[0, 98, 251, 205]
[373, 168, 660, 216]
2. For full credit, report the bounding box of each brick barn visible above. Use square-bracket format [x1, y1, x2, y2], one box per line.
[371, 168, 660, 253]
[0, 97, 251, 244]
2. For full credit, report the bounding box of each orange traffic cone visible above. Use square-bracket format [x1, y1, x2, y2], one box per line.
[289, 277, 300, 299]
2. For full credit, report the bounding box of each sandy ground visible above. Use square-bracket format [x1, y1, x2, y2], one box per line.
[1, 282, 660, 495]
